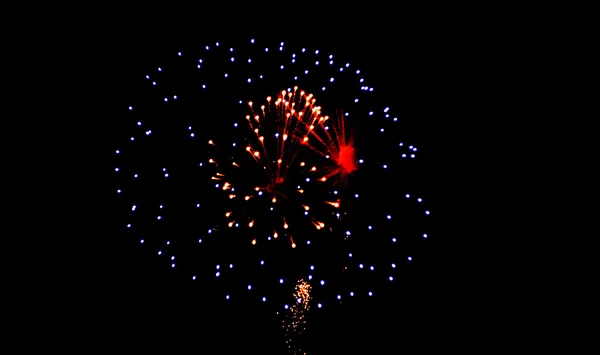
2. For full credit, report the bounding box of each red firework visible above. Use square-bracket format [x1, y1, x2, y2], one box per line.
[244, 86, 358, 186]
[207, 86, 357, 247]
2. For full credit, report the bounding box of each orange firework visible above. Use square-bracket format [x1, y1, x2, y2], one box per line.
[282, 279, 312, 353]
[206, 87, 355, 248]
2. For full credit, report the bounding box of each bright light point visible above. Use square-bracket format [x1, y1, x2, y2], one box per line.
[359, 159, 364, 163]
[284, 304, 289, 309]
[134, 174, 138, 178]
[392, 238, 396, 242]
[198, 239, 202, 243]
[307, 240, 311, 244]
[354, 99, 359, 103]
[262, 297, 266, 302]
[337, 295, 341, 300]
[260, 260, 264, 265]
[280, 279, 284, 284]
[310, 265, 314, 270]
[164, 98, 168, 102]
[171, 264, 175, 268]
[192, 275, 196, 280]
[158, 251, 162, 255]
[157, 216, 161, 220]
[247, 78, 251, 82]
[370, 88, 374, 91]
[248, 59, 251, 63]
[383, 165, 387, 168]
[350, 292, 354, 296]
[392, 263, 396, 268]
[158, 67, 161, 71]
[426, 211, 430, 215]
[265, 48, 268, 52]
[251, 39, 254, 43]
[215, 272, 220, 277]
[318, 303, 322, 308]
[417, 198, 422, 202]
[368, 226, 372, 230]
[330, 77, 334, 82]
[308, 275, 312, 280]
[349, 253, 352, 257]
[280, 65, 284, 69]
[224, 74, 228, 77]
[370, 266, 374, 270]
[115, 168, 119, 172]
[226, 295, 230, 299]
[408, 256, 412, 261]
[346, 231, 351, 236]
[140, 239, 144, 243]
[423, 234, 428, 238]
[320, 280, 325, 285]
[389, 276, 394, 281]
[202, 85, 206, 88]
[229, 264, 233, 268]
[322, 87, 325, 90]
[248, 285, 252, 290]
[117, 189, 121, 193]
[305, 70, 308, 74]
[368, 292, 373, 296]
[306, 178, 310, 182]
[411, 154, 415, 158]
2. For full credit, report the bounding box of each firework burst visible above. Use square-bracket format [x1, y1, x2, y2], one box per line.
[206, 87, 355, 248]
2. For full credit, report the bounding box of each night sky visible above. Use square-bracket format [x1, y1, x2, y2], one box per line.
[103, 25, 458, 353]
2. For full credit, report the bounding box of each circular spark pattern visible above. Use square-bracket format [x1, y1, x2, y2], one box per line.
[113, 38, 432, 332]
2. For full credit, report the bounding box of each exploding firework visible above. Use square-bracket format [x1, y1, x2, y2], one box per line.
[206, 86, 356, 248]
[112, 38, 432, 352]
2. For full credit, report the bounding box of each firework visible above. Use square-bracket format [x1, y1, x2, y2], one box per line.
[282, 279, 312, 353]
[206, 87, 355, 248]
[113, 38, 432, 352]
